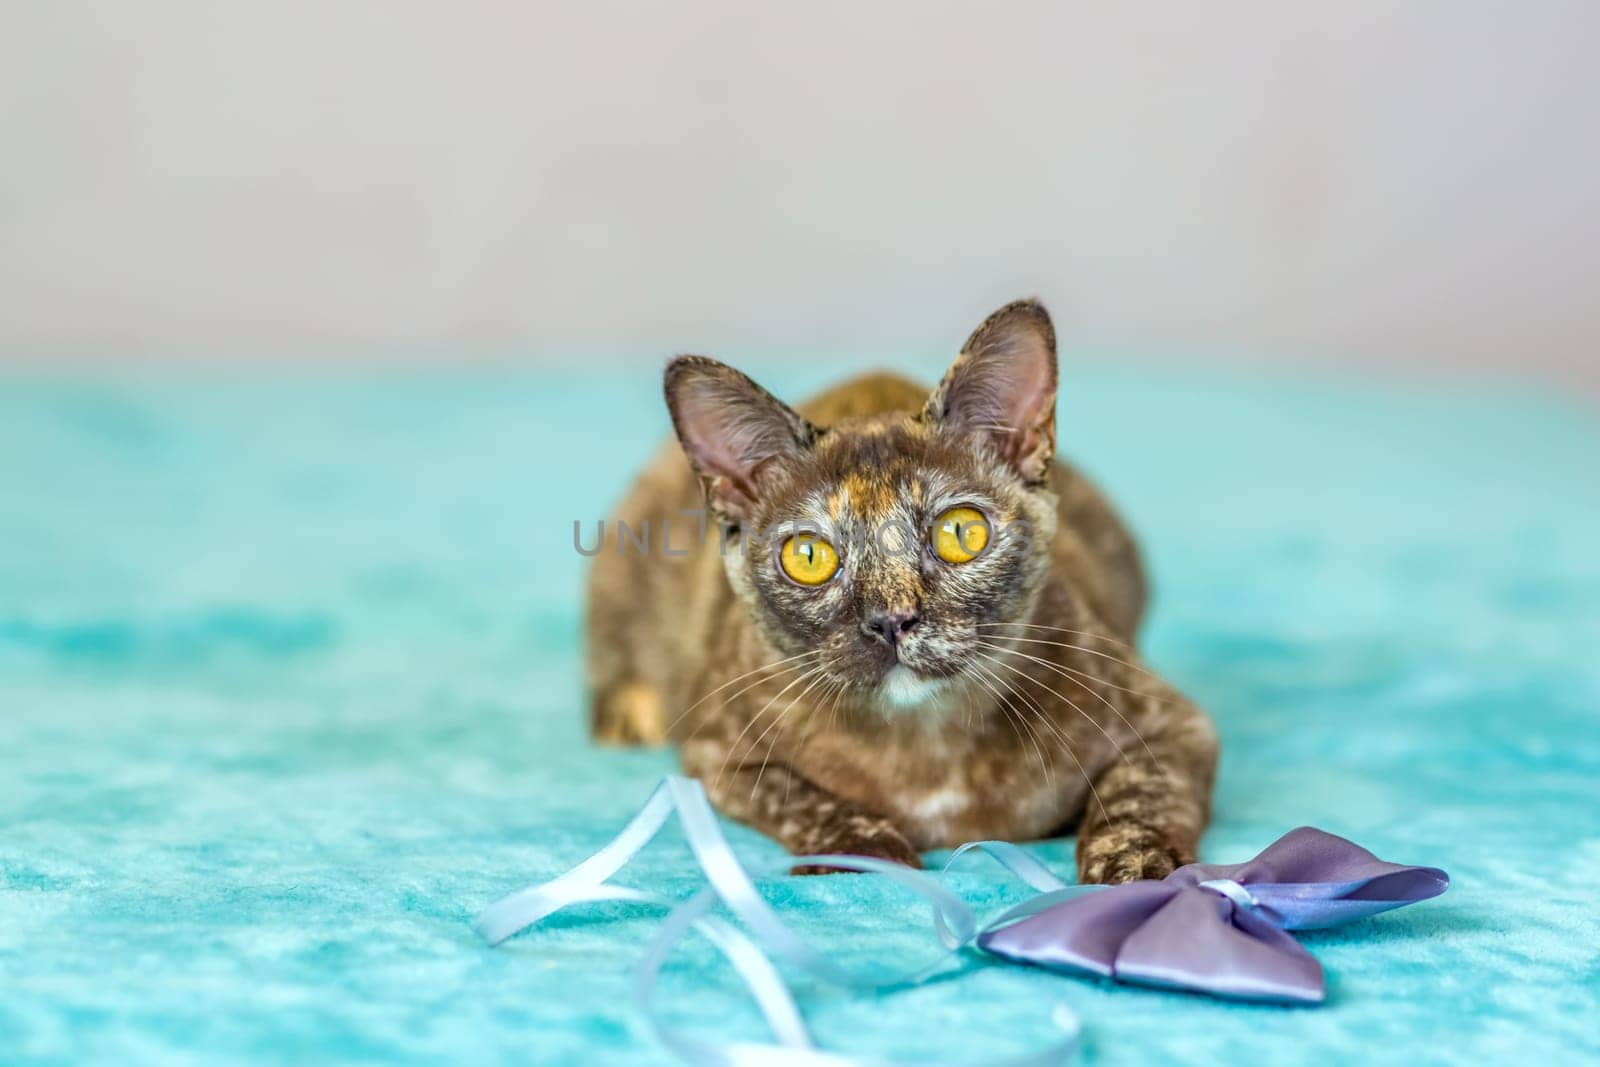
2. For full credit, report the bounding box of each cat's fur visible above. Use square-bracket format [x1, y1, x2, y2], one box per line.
[585, 300, 1218, 883]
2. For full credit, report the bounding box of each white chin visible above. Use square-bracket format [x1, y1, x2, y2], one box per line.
[879, 664, 945, 710]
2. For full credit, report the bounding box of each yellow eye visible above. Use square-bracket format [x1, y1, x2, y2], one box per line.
[779, 534, 840, 586]
[931, 506, 990, 564]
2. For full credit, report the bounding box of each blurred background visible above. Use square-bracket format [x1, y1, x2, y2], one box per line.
[2, 0, 1597, 392]
[4, 9, 1600, 1063]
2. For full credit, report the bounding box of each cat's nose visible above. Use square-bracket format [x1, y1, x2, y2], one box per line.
[863, 610, 920, 646]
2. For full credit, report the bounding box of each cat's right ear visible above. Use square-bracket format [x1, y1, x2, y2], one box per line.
[664, 356, 818, 523]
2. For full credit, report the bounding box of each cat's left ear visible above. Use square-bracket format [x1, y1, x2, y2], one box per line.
[923, 299, 1058, 483]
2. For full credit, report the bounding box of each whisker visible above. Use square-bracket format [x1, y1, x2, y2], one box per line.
[827, 677, 848, 736]
[785, 676, 848, 807]
[793, 677, 842, 755]
[668, 648, 823, 734]
[974, 625, 1166, 684]
[965, 660, 1051, 786]
[977, 650, 1175, 815]
[973, 659, 1055, 760]
[972, 654, 1112, 832]
[673, 651, 822, 745]
[712, 665, 826, 795]
[976, 638, 1184, 707]
[975, 639, 1170, 778]
[748, 667, 834, 803]
[679, 663, 812, 751]
[975, 621, 1138, 650]
[977, 648, 1133, 765]
[961, 663, 1036, 769]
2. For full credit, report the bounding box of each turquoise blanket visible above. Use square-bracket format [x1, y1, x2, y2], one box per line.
[3, 364, 1597, 1064]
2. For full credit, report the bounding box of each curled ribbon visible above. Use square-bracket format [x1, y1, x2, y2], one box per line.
[476, 778, 1449, 1061]
[475, 775, 1091, 1066]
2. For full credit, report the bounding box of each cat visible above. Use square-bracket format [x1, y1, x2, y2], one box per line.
[585, 299, 1218, 883]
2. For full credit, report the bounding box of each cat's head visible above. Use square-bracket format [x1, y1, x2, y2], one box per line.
[665, 300, 1060, 711]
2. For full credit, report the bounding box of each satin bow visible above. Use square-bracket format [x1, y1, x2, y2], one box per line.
[977, 826, 1449, 1003]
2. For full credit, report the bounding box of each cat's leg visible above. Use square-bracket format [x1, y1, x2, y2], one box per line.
[585, 519, 668, 746]
[681, 744, 921, 874]
[1075, 692, 1218, 884]
[590, 680, 668, 746]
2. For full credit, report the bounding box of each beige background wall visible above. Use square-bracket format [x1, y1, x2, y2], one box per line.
[2, 1, 1596, 388]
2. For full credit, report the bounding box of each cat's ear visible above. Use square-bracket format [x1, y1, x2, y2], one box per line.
[664, 355, 819, 522]
[923, 299, 1058, 483]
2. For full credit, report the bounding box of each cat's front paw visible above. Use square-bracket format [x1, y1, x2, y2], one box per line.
[790, 817, 923, 875]
[1077, 826, 1191, 885]
[591, 682, 668, 746]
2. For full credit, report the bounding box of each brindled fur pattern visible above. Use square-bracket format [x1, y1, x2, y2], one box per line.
[585, 300, 1218, 883]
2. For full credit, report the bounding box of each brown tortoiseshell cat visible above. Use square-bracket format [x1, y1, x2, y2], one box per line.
[586, 300, 1218, 883]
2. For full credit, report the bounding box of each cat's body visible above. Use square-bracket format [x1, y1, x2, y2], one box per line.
[586, 302, 1218, 882]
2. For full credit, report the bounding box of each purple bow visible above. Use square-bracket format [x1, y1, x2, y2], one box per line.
[976, 827, 1449, 1003]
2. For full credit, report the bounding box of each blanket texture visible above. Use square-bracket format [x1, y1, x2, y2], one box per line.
[2, 363, 1597, 1065]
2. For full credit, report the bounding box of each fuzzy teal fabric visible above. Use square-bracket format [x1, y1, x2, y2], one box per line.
[3, 363, 1598, 1065]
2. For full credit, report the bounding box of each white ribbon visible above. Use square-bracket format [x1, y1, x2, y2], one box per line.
[476, 776, 1092, 1066]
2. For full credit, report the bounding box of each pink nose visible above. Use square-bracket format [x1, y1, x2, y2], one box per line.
[862, 610, 920, 646]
